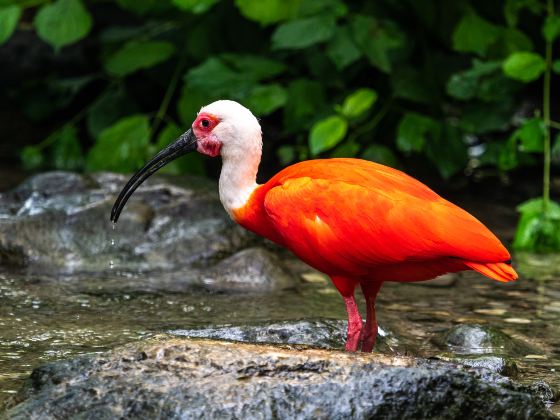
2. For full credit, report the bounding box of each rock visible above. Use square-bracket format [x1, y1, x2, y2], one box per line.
[68, 247, 298, 294]
[201, 248, 296, 292]
[170, 319, 392, 351]
[434, 324, 538, 357]
[6, 338, 553, 419]
[0, 171, 255, 273]
[436, 355, 518, 377]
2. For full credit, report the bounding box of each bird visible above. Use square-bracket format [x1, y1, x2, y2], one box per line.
[111, 100, 518, 352]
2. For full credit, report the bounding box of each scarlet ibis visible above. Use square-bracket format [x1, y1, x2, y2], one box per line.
[111, 100, 518, 352]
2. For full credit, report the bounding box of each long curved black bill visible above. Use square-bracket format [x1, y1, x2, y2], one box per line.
[110, 129, 197, 223]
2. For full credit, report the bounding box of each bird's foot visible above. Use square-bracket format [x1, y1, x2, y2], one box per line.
[345, 318, 363, 352]
[360, 329, 377, 353]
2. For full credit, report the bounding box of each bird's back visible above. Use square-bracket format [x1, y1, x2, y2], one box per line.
[234, 158, 516, 282]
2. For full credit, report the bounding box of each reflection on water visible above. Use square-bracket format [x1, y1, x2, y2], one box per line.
[0, 255, 559, 414]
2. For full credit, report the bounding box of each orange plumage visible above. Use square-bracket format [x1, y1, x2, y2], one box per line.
[234, 158, 515, 283]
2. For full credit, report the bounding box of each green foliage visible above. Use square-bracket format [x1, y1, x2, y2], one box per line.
[2, 0, 558, 251]
[0, 5, 20, 44]
[309, 116, 347, 156]
[452, 10, 499, 56]
[272, 16, 336, 50]
[513, 199, 560, 252]
[86, 115, 151, 172]
[339, 89, 378, 119]
[503, 52, 546, 82]
[234, 0, 300, 26]
[34, 0, 92, 50]
[104, 41, 175, 76]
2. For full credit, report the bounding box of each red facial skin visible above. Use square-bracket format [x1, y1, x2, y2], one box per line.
[193, 113, 222, 157]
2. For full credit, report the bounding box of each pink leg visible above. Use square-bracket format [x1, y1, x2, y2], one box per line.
[360, 281, 382, 352]
[331, 276, 362, 352]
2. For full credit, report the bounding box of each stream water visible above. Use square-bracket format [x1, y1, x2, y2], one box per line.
[1, 255, 559, 414]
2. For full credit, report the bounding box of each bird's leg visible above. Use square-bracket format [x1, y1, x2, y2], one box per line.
[331, 276, 362, 352]
[360, 281, 382, 352]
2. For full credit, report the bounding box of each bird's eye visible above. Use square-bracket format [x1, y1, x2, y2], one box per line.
[201, 119, 210, 128]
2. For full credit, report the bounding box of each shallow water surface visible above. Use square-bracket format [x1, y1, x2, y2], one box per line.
[1, 256, 559, 414]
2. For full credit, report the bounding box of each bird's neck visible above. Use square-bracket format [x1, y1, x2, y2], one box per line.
[219, 141, 261, 217]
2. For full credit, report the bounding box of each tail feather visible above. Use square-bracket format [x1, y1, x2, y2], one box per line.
[464, 261, 518, 282]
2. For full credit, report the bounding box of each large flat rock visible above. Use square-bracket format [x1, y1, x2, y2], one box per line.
[6, 337, 553, 419]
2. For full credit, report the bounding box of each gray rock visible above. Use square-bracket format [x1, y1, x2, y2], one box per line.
[170, 318, 392, 351]
[436, 355, 518, 377]
[435, 324, 538, 357]
[6, 338, 553, 419]
[0, 171, 255, 273]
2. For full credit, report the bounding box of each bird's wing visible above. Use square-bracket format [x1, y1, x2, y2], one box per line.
[262, 171, 510, 275]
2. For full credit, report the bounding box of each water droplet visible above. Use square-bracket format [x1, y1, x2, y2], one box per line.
[110, 239, 115, 246]
[109, 260, 114, 269]
[112, 222, 116, 231]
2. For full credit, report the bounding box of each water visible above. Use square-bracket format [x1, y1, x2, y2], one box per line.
[0, 258, 559, 414]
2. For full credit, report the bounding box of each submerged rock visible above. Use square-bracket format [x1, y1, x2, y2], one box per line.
[436, 355, 518, 377]
[435, 324, 538, 357]
[6, 338, 553, 419]
[0, 171, 255, 273]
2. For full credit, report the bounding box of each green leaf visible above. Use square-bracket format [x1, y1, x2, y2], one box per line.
[235, 0, 300, 26]
[452, 11, 499, 56]
[361, 144, 398, 167]
[272, 16, 336, 50]
[86, 115, 151, 172]
[350, 15, 405, 73]
[543, 15, 560, 42]
[104, 41, 175, 76]
[245, 84, 287, 116]
[514, 199, 560, 252]
[221, 54, 286, 80]
[326, 26, 361, 70]
[20, 146, 44, 170]
[115, 0, 157, 14]
[396, 113, 438, 153]
[309, 115, 348, 156]
[185, 55, 284, 99]
[553, 60, 560, 74]
[87, 88, 139, 139]
[172, 0, 219, 13]
[447, 60, 502, 101]
[490, 27, 533, 56]
[50, 125, 84, 170]
[517, 118, 545, 152]
[503, 52, 546, 82]
[0, 5, 20, 44]
[34, 0, 92, 50]
[339, 88, 377, 119]
[154, 123, 204, 175]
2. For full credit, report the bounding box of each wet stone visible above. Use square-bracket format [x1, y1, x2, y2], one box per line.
[5, 338, 553, 419]
[170, 318, 392, 351]
[434, 324, 538, 357]
[0, 171, 256, 273]
[437, 355, 519, 378]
